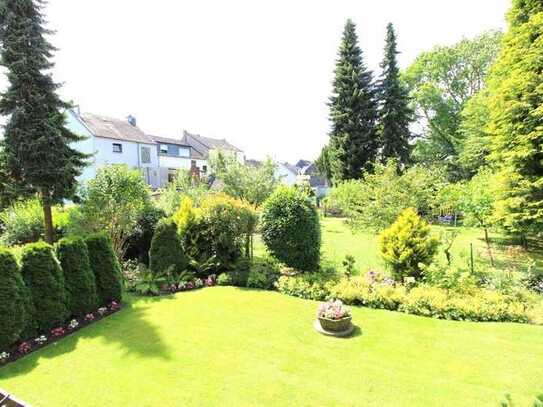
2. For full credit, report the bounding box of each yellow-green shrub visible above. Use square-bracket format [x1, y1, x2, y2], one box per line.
[379, 208, 439, 281]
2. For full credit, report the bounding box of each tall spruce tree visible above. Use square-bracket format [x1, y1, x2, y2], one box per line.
[486, 0, 543, 243]
[328, 19, 378, 182]
[377, 23, 412, 166]
[0, 0, 87, 243]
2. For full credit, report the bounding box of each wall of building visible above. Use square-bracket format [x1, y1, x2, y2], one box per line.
[66, 110, 96, 184]
[275, 164, 297, 186]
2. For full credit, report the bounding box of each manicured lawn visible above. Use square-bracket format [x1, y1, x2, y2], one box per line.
[1, 288, 542, 406]
[257, 217, 542, 275]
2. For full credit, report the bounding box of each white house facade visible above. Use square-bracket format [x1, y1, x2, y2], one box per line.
[275, 162, 298, 186]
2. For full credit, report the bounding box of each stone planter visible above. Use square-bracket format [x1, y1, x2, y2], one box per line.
[318, 316, 352, 332]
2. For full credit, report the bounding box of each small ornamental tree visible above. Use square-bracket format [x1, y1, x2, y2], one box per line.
[261, 187, 321, 271]
[0, 248, 26, 349]
[378, 208, 439, 281]
[21, 242, 69, 332]
[56, 237, 98, 317]
[16, 271, 37, 340]
[85, 233, 123, 306]
[149, 218, 187, 276]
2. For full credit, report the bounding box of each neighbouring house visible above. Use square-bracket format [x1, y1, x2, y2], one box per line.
[276, 162, 298, 186]
[296, 160, 329, 198]
[181, 131, 245, 164]
[67, 109, 161, 188]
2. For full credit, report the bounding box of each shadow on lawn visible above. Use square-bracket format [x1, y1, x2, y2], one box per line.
[0, 297, 170, 379]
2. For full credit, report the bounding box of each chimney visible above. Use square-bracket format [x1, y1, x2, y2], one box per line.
[127, 115, 137, 127]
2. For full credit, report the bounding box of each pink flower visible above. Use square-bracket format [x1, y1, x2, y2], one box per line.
[18, 342, 31, 354]
[51, 327, 65, 337]
[85, 313, 95, 321]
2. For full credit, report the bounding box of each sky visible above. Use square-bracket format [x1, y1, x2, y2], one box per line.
[0, 0, 510, 163]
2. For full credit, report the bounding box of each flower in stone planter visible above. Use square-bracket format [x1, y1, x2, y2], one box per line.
[51, 327, 65, 337]
[34, 335, 47, 345]
[18, 342, 31, 354]
[0, 351, 10, 363]
[85, 313, 95, 322]
[317, 299, 351, 320]
[68, 319, 79, 330]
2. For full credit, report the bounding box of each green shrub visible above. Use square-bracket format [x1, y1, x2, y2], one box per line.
[0, 199, 69, 245]
[56, 237, 98, 317]
[228, 257, 251, 287]
[175, 194, 258, 273]
[217, 273, 232, 286]
[246, 257, 281, 290]
[125, 205, 166, 265]
[0, 248, 26, 349]
[261, 187, 321, 271]
[21, 242, 69, 332]
[149, 218, 187, 276]
[379, 208, 439, 281]
[17, 273, 37, 340]
[328, 277, 407, 310]
[85, 233, 123, 305]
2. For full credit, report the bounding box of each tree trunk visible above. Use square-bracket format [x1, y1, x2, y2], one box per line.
[40, 189, 54, 244]
[483, 227, 494, 267]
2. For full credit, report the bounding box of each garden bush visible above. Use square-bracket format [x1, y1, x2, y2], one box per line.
[261, 187, 321, 271]
[149, 218, 187, 276]
[85, 233, 123, 305]
[175, 194, 257, 273]
[124, 205, 166, 264]
[246, 257, 281, 290]
[56, 237, 98, 317]
[379, 208, 439, 281]
[21, 242, 69, 332]
[0, 248, 26, 349]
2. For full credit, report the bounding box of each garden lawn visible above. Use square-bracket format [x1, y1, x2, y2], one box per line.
[255, 217, 543, 275]
[1, 288, 542, 406]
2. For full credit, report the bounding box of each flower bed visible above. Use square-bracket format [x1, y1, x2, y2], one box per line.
[0, 301, 122, 368]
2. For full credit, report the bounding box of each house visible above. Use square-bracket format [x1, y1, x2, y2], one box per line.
[296, 161, 329, 198]
[66, 109, 161, 188]
[275, 162, 298, 186]
[181, 131, 245, 164]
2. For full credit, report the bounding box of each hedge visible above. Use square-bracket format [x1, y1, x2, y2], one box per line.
[0, 248, 26, 349]
[149, 218, 187, 276]
[85, 233, 123, 305]
[56, 237, 99, 317]
[21, 242, 69, 332]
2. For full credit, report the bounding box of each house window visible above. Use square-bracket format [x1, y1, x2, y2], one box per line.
[168, 168, 177, 183]
[202, 165, 207, 173]
[160, 144, 168, 155]
[191, 160, 197, 168]
[179, 147, 190, 158]
[141, 146, 151, 164]
[112, 143, 122, 153]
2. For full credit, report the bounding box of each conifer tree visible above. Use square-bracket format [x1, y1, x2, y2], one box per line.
[0, 0, 88, 243]
[328, 19, 378, 182]
[377, 23, 413, 166]
[486, 0, 543, 242]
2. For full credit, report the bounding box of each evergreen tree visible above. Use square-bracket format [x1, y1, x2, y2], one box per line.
[377, 23, 413, 166]
[328, 19, 378, 182]
[0, 0, 88, 243]
[486, 0, 543, 242]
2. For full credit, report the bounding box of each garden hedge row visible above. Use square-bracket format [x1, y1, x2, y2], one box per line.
[0, 234, 122, 352]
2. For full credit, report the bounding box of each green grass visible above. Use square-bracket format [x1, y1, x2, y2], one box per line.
[1, 288, 542, 406]
[257, 217, 542, 275]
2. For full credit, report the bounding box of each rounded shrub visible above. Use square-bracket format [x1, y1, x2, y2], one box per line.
[0, 248, 26, 349]
[378, 208, 439, 281]
[21, 242, 69, 332]
[261, 187, 321, 271]
[56, 237, 99, 317]
[85, 233, 123, 306]
[150, 218, 187, 276]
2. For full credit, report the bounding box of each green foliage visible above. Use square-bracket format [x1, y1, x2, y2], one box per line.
[55, 237, 98, 317]
[377, 23, 413, 165]
[210, 152, 279, 206]
[0, 248, 26, 349]
[327, 19, 378, 182]
[0, 0, 89, 243]
[261, 187, 321, 271]
[70, 165, 150, 258]
[175, 194, 258, 274]
[275, 274, 333, 301]
[217, 273, 233, 286]
[328, 277, 407, 310]
[0, 199, 70, 245]
[125, 205, 166, 265]
[21, 242, 69, 332]
[156, 171, 209, 216]
[328, 161, 445, 231]
[149, 218, 187, 276]
[134, 268, 168, 296]
[404, 30, 502, 179]
[85, 233, 123, 306]
[486, 1, 543, 238]
[379, 208, 439, 281]
[246, 257, 281, 290]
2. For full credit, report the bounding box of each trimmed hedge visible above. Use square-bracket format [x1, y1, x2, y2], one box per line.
[261, 187, 321, 271]
[0, 248, 26, 349]
[21, 242, 69, 332]
[56, 237, 98, 317]
[85, 233, 123, 305]
[149, 218, 187, 276]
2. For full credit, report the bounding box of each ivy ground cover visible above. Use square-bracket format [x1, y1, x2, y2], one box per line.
[1, 288, 542, 406]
